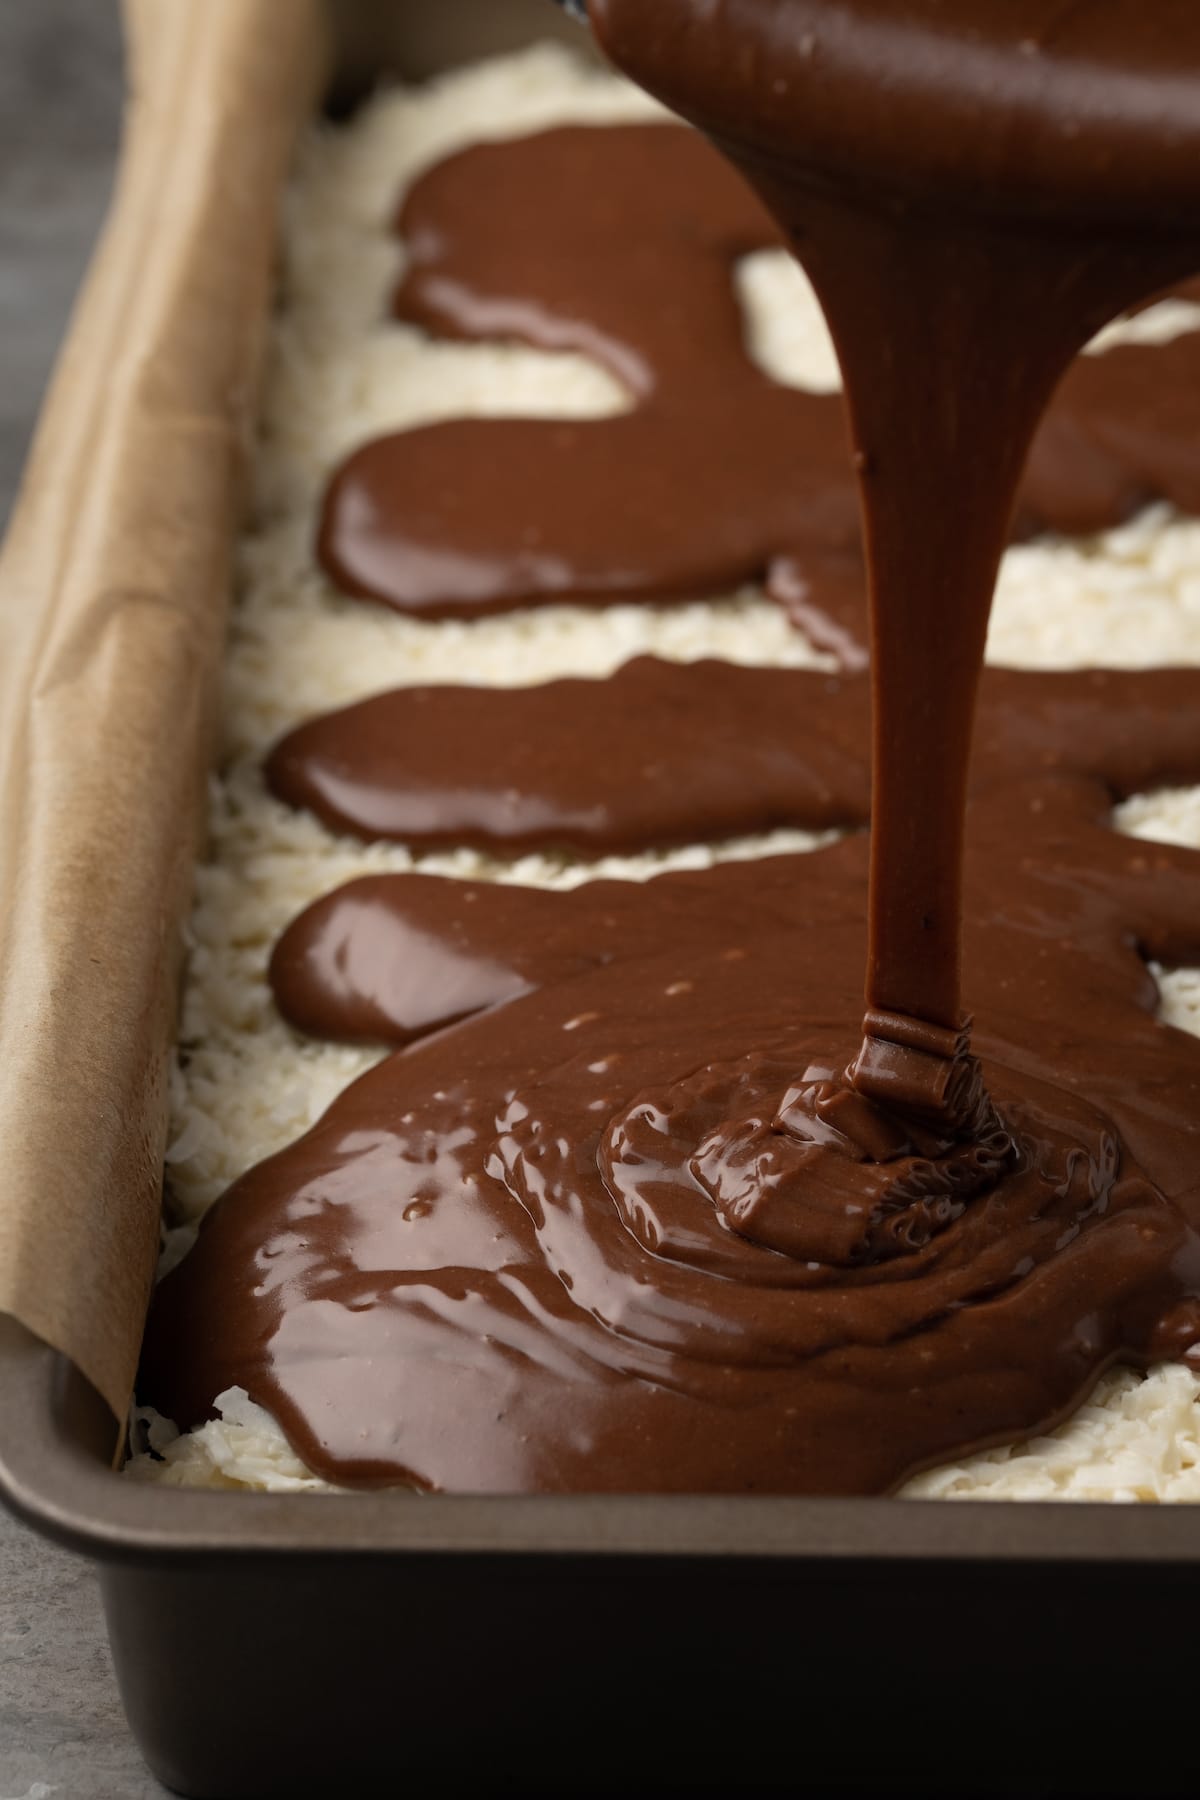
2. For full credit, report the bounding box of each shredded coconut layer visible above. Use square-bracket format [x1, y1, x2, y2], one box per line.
[131, 43, 1200, 1499]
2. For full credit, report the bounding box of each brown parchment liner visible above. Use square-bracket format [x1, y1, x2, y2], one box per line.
[0, 0, 326, 1423]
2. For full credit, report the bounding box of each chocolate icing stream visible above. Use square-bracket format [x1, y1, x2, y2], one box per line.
[143, 6, 1200, 1495]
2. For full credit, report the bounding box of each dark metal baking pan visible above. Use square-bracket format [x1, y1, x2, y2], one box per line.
[6, 1312, 1200, 1797]
[3, 3, 1200, 1793]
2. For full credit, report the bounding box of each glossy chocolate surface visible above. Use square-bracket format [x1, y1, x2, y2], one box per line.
[320, 121, 1200, 643]
[147, 761, 1200, 1491]
[145, 3, 1200, 1493]
[267, 657, 1200, 856]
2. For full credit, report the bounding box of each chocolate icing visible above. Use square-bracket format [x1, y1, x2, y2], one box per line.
[142, 3, 1200, 1494]
[145, 771, 1200, 1492]
[266, 656, 1200, 857]
[318, 119, 1200, 662]
[269, 773, 1200, 1052]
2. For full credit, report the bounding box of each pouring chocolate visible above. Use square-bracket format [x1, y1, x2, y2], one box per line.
[141, 4, 1200, 1494]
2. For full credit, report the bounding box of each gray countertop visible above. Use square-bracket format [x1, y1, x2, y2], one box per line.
[0, 3, 170, 1793]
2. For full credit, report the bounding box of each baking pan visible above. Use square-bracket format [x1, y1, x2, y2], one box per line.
[2, 2, 1200, 1794]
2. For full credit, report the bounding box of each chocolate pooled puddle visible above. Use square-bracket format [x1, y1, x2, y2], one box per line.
[142, 2, 1200, 1493]
[144, 771, 1200, 1491]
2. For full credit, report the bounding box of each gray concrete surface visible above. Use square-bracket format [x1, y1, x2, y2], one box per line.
[0, 2, 171, 1794]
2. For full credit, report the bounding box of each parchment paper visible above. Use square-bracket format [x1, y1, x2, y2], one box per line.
[0, 0, 325, 1422]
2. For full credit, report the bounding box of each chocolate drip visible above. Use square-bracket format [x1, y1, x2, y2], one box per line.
[270, 767, 1200, 1053]
[266, 657, 1200, 856]
[319, 121, 1200, 649]
[143, 4, 1200, 1495]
